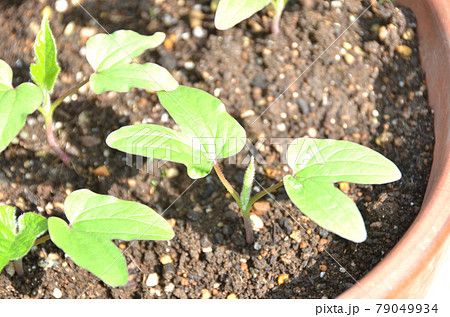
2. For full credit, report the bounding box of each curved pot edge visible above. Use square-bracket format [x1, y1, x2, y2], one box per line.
[339, 0, 450, 299]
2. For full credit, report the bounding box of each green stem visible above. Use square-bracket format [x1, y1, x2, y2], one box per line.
[50, 77, 89, 114]
[213, 161, 241, 205]
[248, 180, 284, 206]
[33, 234, 50, 247]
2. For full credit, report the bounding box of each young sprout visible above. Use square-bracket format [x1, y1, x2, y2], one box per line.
[215, 0, 290, 34]
[0, 13, 177, 164]
[107, 86, 401, 245]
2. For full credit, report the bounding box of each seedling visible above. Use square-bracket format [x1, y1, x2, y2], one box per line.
[214, 0, 394, 34]
[107, 86, 401, 244]
[0, 13, 178, 163]
[0, 190, 174, 286]
[215, 0, 289, 34]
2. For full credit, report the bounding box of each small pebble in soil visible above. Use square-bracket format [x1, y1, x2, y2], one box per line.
[343, 53, 355, 65]
[164, 283, 175, 293]
[250, 214, 264, 231]
[339, 182, 350, 193]
[64, 21, 76, 36]
[227, 293, 237, 299]
[402, 28, 415, 41]
[253, 201, 270, 213]
[55, 0, 68, 13]
[201, 289, 211, 299]
[378, 25, 389, 42]
[339, 267, 346, 273]
[160, 255, 173, 265]
[52, 288, 63, 299]
[277, 274, 289, 285]
[165, 167, 179, 178]
[193, 26, 207, 38]
[397, 45, 413, 58]
[254, 241, 262, 251]
[146, 273, 159, 287]
[93, 165, 110, 177]
[184, 60, 195, 70]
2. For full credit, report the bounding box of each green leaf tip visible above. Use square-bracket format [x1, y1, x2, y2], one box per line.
[48, 189, 174, 286]
[284, 138, 401, 243]
[86, 30, 178, 94]
[107, 85, 246, 179]
[0, 206, 48, 272]
[0, 60, 43, 153]
[30, 14, 61, 93]
[215, 0, 272, 30]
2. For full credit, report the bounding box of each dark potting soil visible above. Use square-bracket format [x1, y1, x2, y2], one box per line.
[0, 0, 434, 299]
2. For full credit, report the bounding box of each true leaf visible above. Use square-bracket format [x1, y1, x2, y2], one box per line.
[284, 138, 401, 242]
[215, 0, 272, 30]
[48, 189, 174, 287]
[30, 14, 60, 93]
[86, 30, 178, 94]
[107, 86, 246, 179]
[240, 156, 255, 209]
[0, 206, 48, 272]
[0, 60, 43, 153]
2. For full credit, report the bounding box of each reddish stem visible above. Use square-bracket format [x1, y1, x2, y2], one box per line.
[45, 117, 70, 164]
[14, 259, 24, 277]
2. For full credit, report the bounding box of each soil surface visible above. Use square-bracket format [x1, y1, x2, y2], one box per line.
[0, 0, 434, 298]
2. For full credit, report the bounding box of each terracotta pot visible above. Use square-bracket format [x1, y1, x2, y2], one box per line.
[339, 0, 450, 299]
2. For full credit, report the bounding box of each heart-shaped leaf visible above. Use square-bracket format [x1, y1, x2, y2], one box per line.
[0, 206, 48, 272]
[284, 138, 401, 242]
[86, 30, 178, 94]
[30, 14, 60, 93]
[0, 60, 43, 153]
[215, 0, 272, 30]
[107, 86, 246, 179]
[48, 190, 174, 287]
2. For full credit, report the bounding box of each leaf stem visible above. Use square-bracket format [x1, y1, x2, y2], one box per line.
[213, 161, 241, 205]
[44, 114, 70, 164]
[271, 0, 288, 34]
[248, 180, 284, 206]
[33, 234, 50, 247]
[14, 259, 24, 277]
[50, 77, 89, 114]
[241, 206, 254, 244]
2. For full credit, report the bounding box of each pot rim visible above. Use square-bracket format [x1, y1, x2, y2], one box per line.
[339, 0, 450, 299]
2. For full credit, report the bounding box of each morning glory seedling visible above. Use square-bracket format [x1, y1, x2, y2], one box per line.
[106, 86, 401, 244]
[0, 206, 47, 276]
[215, 0, 289, 34]
[0, 13, 178, 163]
[0, 190, 174, 287]
[48, 190, 174, 286]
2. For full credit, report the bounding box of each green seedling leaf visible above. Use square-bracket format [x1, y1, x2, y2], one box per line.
[107, 86, 246, 179]
[0, 60, 43, 153]
[0, 60, 13, 92]
[86, 30, 178, 94]
[30, 14, 60, 93]
[0, 206, 48, 272]
[240, 156, 255, 209]
[215, 0, 272, 30]
[284, 138, 401, 242]
[48, 189, 174, 287]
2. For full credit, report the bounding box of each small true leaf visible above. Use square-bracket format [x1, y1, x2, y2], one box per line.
[86, 30, 178, 94]
[284, 138, 401, 242]
[0, 60, 43, 153]
[48, 190, 174, 287]
[0, 206, 48, 272]
[240, 156, 255, 209]
[30, 14, 60, 93]
[215, 0, 272, 30]
[107, 86, 246, 179]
